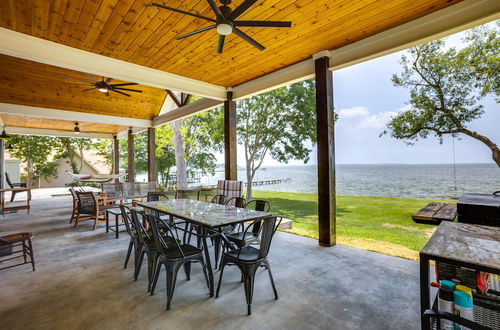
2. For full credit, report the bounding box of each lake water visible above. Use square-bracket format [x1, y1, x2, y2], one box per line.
[200, 164, 500, 199]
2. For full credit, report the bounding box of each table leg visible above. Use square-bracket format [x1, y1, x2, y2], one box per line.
[200, 226, 214, 297]
[115, 214, 119, 239]
[105, 211, 109, 233]
[420, 253, 430, 330]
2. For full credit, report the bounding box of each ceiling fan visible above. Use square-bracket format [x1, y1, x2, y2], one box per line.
[152, 0, 292, 53]
[59, 72, 143, 97]
[73, 122, 90, 135]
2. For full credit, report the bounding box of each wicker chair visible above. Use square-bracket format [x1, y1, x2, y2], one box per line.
[216, 216, 282, 315]
[68, 188, 79, 224]
[74, 191, 108, 230]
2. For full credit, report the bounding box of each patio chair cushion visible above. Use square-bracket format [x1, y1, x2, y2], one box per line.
[225, 245, 261, 261]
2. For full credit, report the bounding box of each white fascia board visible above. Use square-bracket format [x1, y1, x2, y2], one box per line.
[0, 28, 227, 100]
[115, 126, 147, 139]
[232, 0, 500, 100]
[0, 103, 152, 127]
[6, 126, 113, 139]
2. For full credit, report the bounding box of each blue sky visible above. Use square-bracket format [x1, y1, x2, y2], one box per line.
[228, 23, 499, 166]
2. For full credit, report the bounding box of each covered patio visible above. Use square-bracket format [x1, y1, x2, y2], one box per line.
[1, 198, 419, 329]
[0, 0, 499, 329]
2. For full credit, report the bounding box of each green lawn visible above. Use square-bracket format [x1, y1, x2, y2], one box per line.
[252, 190, 453, 261]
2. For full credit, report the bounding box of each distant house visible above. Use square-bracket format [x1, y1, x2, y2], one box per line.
[6, 150, 111, 189]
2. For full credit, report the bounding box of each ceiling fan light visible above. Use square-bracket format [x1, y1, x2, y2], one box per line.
[98, 87, 108, 93]
[217, 23, 233, 36]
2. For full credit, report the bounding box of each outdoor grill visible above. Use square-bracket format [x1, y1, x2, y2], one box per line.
[457, 192, 500, 227]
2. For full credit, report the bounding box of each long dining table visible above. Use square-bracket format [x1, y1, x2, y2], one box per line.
[137, 199, 270, 297]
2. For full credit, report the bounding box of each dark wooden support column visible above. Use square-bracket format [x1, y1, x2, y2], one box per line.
[224, 91, 237, 180]
[127, 128, 135, 182]
[315, 54, 336, 246]
[147, 127, 157, 182]
[0, 139, 4, 189]
[112, 135, 120, 184]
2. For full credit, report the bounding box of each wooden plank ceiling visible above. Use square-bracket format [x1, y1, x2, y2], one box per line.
[0, 0, 463, 87]
[0, 54, 167, 120]
[1, 113, 126, 134]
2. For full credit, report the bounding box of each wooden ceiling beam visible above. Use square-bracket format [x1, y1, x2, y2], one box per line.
[0, 27, 228, 100]
[0, 103, 152, 127]
[232, 0, 500, 100]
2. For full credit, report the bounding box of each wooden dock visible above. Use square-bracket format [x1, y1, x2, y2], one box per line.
[245, 178, 291, 187]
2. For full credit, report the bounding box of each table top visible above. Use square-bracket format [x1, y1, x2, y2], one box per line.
[420, 221, 500, 271]
[0, 187, 31, 192]
[138, 199, 270, 228]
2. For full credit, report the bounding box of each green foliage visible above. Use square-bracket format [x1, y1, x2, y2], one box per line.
[182, 107, 224, 176]
[238, 79, 317, 199]
[91, 139, 114, 173]
[8, 135, 60, 186]
[53, 137, 93, 173]
[385, 24, 500, 166]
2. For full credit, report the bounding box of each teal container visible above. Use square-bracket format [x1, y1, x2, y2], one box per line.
[453, 291, 473, 330]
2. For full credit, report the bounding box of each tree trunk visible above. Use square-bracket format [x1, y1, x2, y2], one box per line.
[246, 164, 254, 202]
[27, 158, 34, 188]
[78, 143, 84, 173]
[460, 129, 500, 167]
[171, 120, 187, 189]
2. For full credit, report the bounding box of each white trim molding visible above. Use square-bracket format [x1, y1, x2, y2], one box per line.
[0, 28, 228, 100]
[5, 126, 113, 139]
[232, 0, 500, 100]
[152, 98, 223, 127]
[0, 103, 152, 127]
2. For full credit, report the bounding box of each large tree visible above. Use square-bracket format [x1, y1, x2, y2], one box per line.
[8, 135, 59, 187]
[238, 79, 317, 201]
[384, 24, 500, 166]
[54, 137, 93, 173]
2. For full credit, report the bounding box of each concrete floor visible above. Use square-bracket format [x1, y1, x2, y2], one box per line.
[0, 197, 421, 330]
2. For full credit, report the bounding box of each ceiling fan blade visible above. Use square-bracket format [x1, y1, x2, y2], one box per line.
[234, 28, 265, 51]
[234, 20, 292, 28]
[106, 77, 113, 83]
[229, 0, 256, 20]
[206, 0, 223, 17]
[152, 3, 216, 22]
[113, 87, 142, 93]
[176, 25, 216, 40]
[81, 87, 97, 92]
[109, 89, 130, 97]
[55, 73, 92, 84]
[82, 72, 98, 82]
[217, 35, 225, 54]
[110, 82, 138, 87]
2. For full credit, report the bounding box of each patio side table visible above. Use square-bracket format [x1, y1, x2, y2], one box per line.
[419, 222, 500, 330]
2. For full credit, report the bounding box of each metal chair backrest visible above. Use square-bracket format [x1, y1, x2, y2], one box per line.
[76, 191, 97, 214]
[147, 191, 169, 202]
[238, 216, 282, 260]
[118, 205, 134, 237]
[211, 194, 226, 205]
[245, 200, 271, 235]
[5, 173, 13, 188]
[147, 214, 185, 259]
[129, 209, 150, 245]
[225, 196, 246, 208]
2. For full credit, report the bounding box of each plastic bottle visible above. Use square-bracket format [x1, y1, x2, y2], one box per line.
[453, 290, 474, 330]
[438, 280, 456, 330]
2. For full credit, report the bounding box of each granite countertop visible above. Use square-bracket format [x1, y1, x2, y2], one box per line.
[138, 199, 270, 227]
[421, 221, 500, 270]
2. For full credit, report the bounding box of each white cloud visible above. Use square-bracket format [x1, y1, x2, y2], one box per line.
[337, 106, 369, 118]
[358, 111, 398, 129]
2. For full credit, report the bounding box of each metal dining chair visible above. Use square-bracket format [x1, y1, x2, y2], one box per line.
[216, 216, 282, 315]
[148, 213, 210, 310]
[226, 199, 271, 248]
